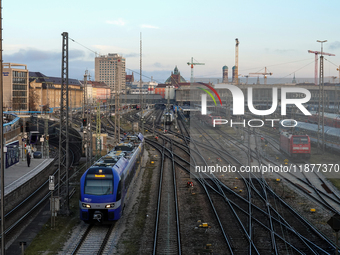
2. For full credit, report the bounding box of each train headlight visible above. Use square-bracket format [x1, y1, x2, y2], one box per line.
[82, 203, 91, 208]
[105, 203, 115, 208]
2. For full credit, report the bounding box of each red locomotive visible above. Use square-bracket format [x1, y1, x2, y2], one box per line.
[202, 114, 222, 127]
[280, 132, 311, 159]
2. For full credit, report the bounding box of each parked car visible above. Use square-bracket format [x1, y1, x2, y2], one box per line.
[33, 151, 42, 158]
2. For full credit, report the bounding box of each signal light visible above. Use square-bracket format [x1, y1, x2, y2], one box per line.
[82, 118, 87, 126]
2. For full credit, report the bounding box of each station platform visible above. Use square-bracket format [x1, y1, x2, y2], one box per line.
[3, 157, 55, 196]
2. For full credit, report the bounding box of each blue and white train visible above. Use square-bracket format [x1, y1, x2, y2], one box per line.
[79, 133, 144, 223]
[161, 109, 174, 125]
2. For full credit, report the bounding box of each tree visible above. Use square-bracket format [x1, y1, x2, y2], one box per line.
[29, 88, 40, 111]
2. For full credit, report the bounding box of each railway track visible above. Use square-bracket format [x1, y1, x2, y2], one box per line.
[151, 139, 181, 255]
[70, 224, 115, 255]
[115, 109, 339, 253]
[251, 127, 340, 214]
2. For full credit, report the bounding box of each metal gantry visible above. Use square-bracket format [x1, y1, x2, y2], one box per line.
[0, 0, 5, 253]
[96, 101, 101, 158]
[139, 33, 143, 122]
[83, 71, 92, 169]
[114, 57, 122, 144]
[58, 32, 70, 214]
[44, 116, 49, 158]
[315, 40, 335, 154]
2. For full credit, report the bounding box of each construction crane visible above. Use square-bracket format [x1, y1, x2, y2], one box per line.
[337, 66, 340, 84]
[235, 38, 239, 85]
[308, 50, 335, 85]
[249, 67, 272, 84]
[187, 57, 205, 85]
[324, 76, 337, 83]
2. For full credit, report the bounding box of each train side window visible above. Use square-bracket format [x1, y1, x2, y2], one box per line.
[116, 180, 122, 200]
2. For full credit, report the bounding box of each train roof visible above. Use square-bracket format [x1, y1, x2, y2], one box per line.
[92, 133, 143, 168]
[325, 127, 340, 136]
[295, 122, 333, 133]
[310, 111, 340, 119]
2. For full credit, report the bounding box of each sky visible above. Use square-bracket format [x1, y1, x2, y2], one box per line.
[3, 0, 340, 83]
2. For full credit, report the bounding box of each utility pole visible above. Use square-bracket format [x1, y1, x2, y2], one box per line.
[318, 40, 326, 154]
[88, 104, 93, 168]
[235, 38, 239, 85]
[44, 117, 49, 158]
[96, 101, 101, 158]
[58, 32, 70, 214]
[139, 33, 143, 121]
[0, 0, 5, 253]
[82, 71, 88, 120]
[114, 56, 122, 144]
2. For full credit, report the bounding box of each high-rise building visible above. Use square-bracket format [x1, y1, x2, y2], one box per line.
[95, 53, 126, 95]
[3, 63, 29, 111]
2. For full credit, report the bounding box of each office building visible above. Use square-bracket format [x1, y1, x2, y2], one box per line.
[95, 53, 126, 95]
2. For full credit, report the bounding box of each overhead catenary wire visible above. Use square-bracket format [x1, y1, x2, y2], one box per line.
[194, 58, 315, 79]
[69, 37, 163, 83]
[270, 59, 316, 84]
[69, 37, 99, 56]
[68, 37, 333, 84]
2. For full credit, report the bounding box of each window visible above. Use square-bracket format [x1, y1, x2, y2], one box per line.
[85, 174, 114, 195]
[116, 180, 122, 200]
[293, 137, 309, 144]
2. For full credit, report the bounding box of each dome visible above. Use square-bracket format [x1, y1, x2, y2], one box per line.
[223, 65, 228, 70]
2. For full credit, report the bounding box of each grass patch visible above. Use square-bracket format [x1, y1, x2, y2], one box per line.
[120, 161, 155, 255]
[24, 191, 81, 255]
[24, 163, 87, 254]
[309, 148, 339, 164]
[328, 179, 340, 191]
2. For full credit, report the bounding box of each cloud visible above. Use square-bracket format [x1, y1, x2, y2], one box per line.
[4, 48, 91, 79]
[153, 62, 163, 68]
[124, 53, 139, 58]
[4, 48, 85, 63]
[329, 41, 340, 50]
[274, 49, 295, 54]
[141, 24, 159, 29]
[106, 19, 125, 26]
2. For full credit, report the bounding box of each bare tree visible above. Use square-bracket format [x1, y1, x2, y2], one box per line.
[29, 88, 40, 111]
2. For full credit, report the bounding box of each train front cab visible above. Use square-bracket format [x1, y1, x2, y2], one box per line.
[80, 167, 122, 223]
[290, 135, 311, 159]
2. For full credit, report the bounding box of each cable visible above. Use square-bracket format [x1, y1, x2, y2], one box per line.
[324, 58, 339, 68]
[69, 37, 165, 84]
[239, 58, 314, 73]
[270, 59, 315, 84]
[69, 37, 99, 56]
[125, 68, 163, 84]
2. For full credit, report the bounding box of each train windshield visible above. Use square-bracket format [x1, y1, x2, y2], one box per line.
[293, 137, 309, 144]
[84, 174, 113, 195]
